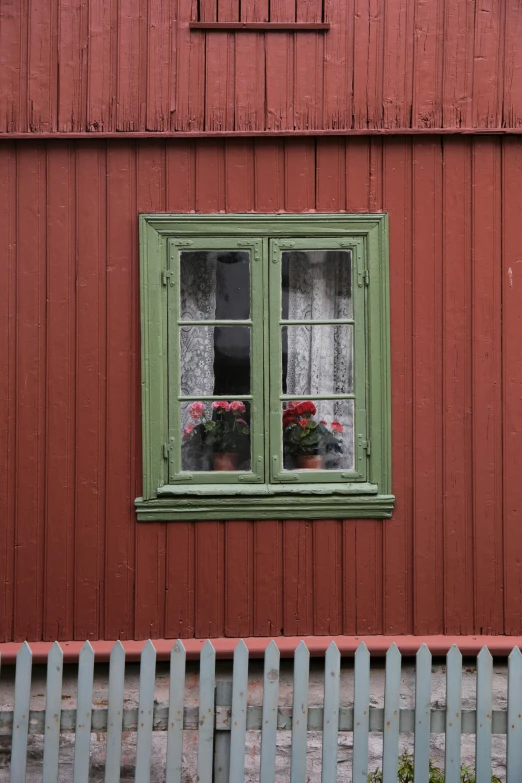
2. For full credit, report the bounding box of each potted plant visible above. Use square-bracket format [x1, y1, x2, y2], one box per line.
[282, 401, 343, 470]
[183, 400, 250, 471]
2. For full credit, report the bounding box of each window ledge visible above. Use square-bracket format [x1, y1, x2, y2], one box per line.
[135, 492, 395, 521]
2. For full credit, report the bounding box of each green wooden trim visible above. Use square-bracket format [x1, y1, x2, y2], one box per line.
[135, 494, 395, 521]
[139, 213, 393, 518]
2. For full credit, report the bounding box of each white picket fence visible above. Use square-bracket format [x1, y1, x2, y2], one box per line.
[0, 640, 521, 782]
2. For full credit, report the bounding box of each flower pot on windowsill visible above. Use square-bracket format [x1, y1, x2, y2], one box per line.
[213, 452, 239, 471]
[297, 454, 323, 470]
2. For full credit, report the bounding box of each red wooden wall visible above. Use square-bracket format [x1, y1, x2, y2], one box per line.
[1, 0, 522, 134]
[1, 136, 521, 642]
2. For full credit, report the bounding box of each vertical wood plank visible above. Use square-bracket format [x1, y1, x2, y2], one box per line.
[14, 145, 46, 641]
[442, 0, 474, 127]
[312, 520, 342, 635]
[73, 641, 95, 783]
[352, 0, 384, 129]
[502, 138, 522, 634]
[346, 138, 371, 212]
[294, 4, 324, 131]
[75, 144, 106, 639]
[166, 141, 197, 211]
[147, 0, 171, 131]
[166, 641, 186, 783]
[27, 0, 55, 131]
[197, 641, 216, 783]
[259, 640, 280, 783]
[135, 142, 167, 640]
[503, 1, 522, 128]
[355, 522, 384, 634]
[472, 138, 503, 634]
[413, 644, 432, 783]
[316, 139, 346, 212]
[165, 523, 196, 638]
[229, 640, 249, 783]
[254, 141, 285, 212]
[116, 0, 143, 130]
[0, 145, 17, 642]
[253, 520, 283, 636]
[382, 644, 401, 783]
[195, 521, 225, 637]
[290, 640, 310, 783]
[235, 0, 266, 131]
[442, 138, 474, 633]
[135, 640, 157, 783]
[265, 1, 294, 130]
[507, 647, 522, 783]
[195, 142, 226, 212]
[323, 0, 353, 130]
[225, 521, 254, 637]
[0, 0, 25, 131]
[58, 0, 88, 131]
[352, 642, 370, 783]
[282, 520, 314, 635]
[9, 642, 32, 783]
[472, 0, 504, 128]
[44, 143, 75, 641]
[225, 141, 255, 212]
[42, 642, 63, 783]
[412, 138, 444, 634]
[382, 138, 413, 635]
[87, 0, 113, 130]
[321, 642, 341, 783]
[175, 0, 205, 131]
[204, 28, 235, 132]
[383, 0, 413, 128]
[105, 641, 125, 783]
[412, 0, 444, 128]
[444, 645, 463, 783]
[476, 647, 493, 783]
[285, 140, 316, 211]
[342, 521, 357, 634]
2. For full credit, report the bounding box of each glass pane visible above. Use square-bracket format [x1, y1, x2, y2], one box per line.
[180, 325, 251, 396]
[282, 324, 353, 395]
[180, 250, 250, 320]
[181, 400, 251, 472]
[281, 399, 354, 471]
[281, 250, 352, 320]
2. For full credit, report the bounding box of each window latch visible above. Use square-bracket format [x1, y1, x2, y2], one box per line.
[358, 435, 371, 457]
[162, 269, 174, 286]
[357, 269, 369, 287]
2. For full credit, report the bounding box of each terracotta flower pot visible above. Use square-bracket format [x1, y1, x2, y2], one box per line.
[297, 454, 323, 470]
[213, 452, 239, 471]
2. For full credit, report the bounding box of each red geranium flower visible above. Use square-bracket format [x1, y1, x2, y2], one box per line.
[212, 400, 230, 412]
[319, 420, 327, 426]
[230, 400, 246, 413]
[183, 424, 195, 440]
[295, 401, 317, 417]
[236, 418, 247, 426]
[331, 421, 343, 433]
[298, 418, 309, 429]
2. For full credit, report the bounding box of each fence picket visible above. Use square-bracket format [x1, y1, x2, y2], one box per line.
[383, 643, 401, 783]
[321, 642, 341, 783]
[413, 644, 432, 783]
[229, 640, 249, 783]
[444, 645, 463, 783]
[260, 640, 280, 783]
[42, 642, 63, 783]
[290, 640, 310, 783]
[135, 640, 157, 783]
[507, 647, 522, 783]
[353, 642, 371, 783]
[73, 641, 95, 783]
[10, 641, 32, 783]
[166, 640, 186, 783]
[105, 640, 126, 783]
[475, 647, 493, 783]
[197, 640, 216, 783]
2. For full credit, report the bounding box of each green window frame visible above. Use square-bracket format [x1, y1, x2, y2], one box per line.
[136, 214, 394, 521]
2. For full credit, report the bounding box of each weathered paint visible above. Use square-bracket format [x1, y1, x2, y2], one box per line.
[1, 0, 521, 134]
[1, 137, 521, 642]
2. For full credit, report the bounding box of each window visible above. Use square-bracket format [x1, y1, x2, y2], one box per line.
[136, 214, 393, 521]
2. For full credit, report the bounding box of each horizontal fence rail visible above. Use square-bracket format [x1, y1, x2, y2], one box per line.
[0, 641, 516, 782]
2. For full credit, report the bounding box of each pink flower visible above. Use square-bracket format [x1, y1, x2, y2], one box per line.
[183, 424, 195, 440]
[236, 418, 247, 426]
[188, 401, 205, 419]
[331, 421, 343, 433]
[298, 418, 309, 429]
[230, 400, 246, 413]
[212, 400, 230, 412]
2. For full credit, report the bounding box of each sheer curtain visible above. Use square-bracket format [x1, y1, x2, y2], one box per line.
[286, 251, 354, 466]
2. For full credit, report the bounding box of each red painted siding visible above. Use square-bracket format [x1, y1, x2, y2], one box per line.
[1, 0, 521, 134]
[1, 137, 521, 642]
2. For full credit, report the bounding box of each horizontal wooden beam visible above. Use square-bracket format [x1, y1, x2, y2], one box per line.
[189, 22, 330, 30]
[1, 128, 521, 140]
[0, 635, 521, 664]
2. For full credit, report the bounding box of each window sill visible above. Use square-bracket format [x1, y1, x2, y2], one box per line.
[135, 490, 395, 521]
